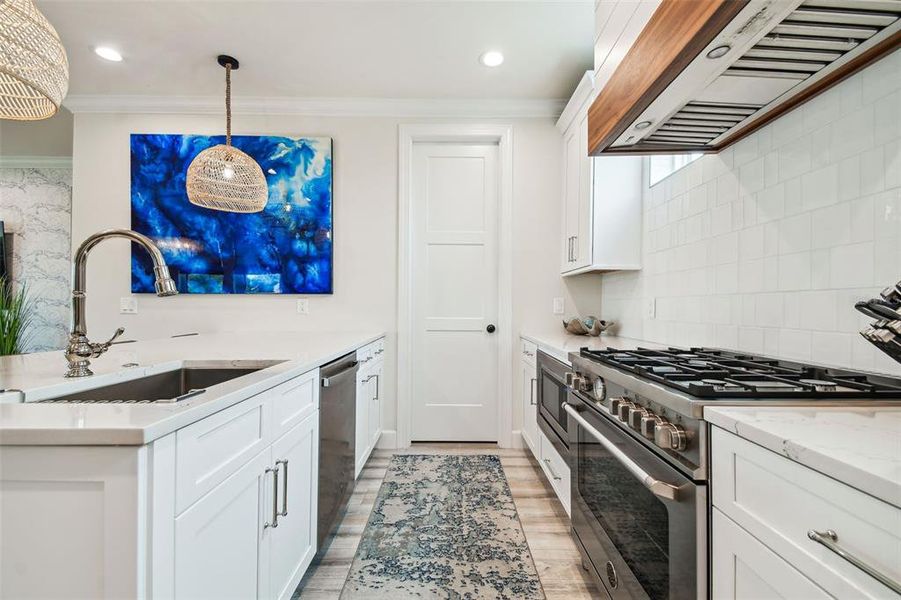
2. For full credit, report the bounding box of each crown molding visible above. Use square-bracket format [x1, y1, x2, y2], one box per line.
[0, 155, 72, 169]
[62, 95, 566, 119]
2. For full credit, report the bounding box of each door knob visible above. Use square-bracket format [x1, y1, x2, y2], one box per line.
[486, 324, 496, 333]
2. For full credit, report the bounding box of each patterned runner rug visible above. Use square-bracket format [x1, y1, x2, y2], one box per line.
[340, 454, 545, 599]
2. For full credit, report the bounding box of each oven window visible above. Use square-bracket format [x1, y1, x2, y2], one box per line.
[578, 429, 669, 599]
[540, 370, 568, 433]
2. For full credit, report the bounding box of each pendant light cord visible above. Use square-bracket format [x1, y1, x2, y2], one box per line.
[225, 63, 232, 147]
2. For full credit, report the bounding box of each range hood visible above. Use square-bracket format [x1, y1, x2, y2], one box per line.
[588, 0, 901, 155]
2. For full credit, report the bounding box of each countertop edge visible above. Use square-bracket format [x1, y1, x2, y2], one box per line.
[705, 407, 901, 509]
[0, 331, 386, 446]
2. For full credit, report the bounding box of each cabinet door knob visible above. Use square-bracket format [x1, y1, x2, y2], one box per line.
[486, 324, 496, 333]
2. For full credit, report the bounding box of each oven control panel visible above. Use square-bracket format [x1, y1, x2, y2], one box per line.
[608, 397, 688, 451]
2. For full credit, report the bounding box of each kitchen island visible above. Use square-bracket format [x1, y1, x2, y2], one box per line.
[0, 331, 384, 600]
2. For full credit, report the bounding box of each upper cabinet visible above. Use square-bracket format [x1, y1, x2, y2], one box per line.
[559, 72, 642, 276]
[588, 0, 901, 155]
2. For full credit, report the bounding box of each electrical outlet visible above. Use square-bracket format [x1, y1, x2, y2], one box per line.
[296, 299, 309, 315]
[552, 297, 565, 315]
[120, 297, 138, 314]
[645, 297, 656, 319]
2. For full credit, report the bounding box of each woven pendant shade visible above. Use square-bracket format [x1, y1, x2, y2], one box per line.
[186, 55, 268, 213]
[0, 0, 69, 120]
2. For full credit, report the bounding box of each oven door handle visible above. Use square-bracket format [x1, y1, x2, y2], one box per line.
[564, 402, 680, 501]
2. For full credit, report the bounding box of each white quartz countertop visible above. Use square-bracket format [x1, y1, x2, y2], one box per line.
[0, 331, 383, 445]
[705, 406, 901, 508]
[520, 330, 663, 363]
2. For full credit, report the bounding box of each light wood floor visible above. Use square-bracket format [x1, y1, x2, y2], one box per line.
[294, 444, 600, 599]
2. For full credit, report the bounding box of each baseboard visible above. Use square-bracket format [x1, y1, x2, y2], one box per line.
[508, 430, 525, 449]
[376, 429, 398, 449]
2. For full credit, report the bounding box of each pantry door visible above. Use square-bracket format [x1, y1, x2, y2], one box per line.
[410, 142, 499, 441]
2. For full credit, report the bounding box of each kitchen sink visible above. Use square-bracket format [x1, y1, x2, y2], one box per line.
[40, 363, 283, 404]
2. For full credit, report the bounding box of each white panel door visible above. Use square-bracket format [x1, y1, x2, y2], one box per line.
[411, 143, 499, 441]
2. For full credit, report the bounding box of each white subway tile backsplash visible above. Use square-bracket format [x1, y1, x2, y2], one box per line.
[602, 50, 901, 376]
[778, 212, 811, 254]
[778, 329, 812, 360]
[830, 106, 874, 162]
[801, 164, 838, 210]
[838, 156, 860, 202]
[778, 252, 812, 291]
[811, 202, 851, 249]
[830, 242, 875, 288]
[860, 146, 885, 196]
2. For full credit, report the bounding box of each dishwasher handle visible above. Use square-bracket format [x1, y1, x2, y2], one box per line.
[321, 362, 358, 387]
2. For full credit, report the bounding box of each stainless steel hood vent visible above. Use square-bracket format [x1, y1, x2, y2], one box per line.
[610, 0, 901, 153]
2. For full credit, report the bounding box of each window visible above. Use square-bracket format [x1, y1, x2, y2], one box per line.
[649, 153, 702, 187]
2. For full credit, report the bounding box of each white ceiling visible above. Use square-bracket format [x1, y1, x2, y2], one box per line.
[40, 1, 594, 103]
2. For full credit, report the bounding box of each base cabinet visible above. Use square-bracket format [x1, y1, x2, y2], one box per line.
[519, 339, 538, 454]
[174, 449, 273, 600]
[173, 411, 319, 600]
[712, 509, 829, 599]
[355, 338, 385, 477]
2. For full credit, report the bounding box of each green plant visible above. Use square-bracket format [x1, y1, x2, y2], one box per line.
[0, 276, 35, 356]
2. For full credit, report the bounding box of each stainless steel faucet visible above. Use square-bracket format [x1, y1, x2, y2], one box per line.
[65, 229, 178, 377]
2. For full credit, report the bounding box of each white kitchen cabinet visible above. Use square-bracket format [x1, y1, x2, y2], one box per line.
[538, 428, 571, 516]
[712, 508, 830, 600]
[519, 338, 538, 456]
[711, 426, 901, 599]
[268, 412, 319, 600]
[174, 447, 273, 600]
[558, 70, 642, 275]
[354, 338, 385, 478]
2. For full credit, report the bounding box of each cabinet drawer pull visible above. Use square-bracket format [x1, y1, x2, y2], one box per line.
[264, 466, 279, 528]
[807, 529, 901, 594]
[543, 458, 562, 481]
[276, 459, 289, 517]
[374, 374, 379, 400]
[530, 377, 537, 405]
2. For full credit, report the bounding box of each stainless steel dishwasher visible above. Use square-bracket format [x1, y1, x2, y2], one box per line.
[317, 352, 358, 553]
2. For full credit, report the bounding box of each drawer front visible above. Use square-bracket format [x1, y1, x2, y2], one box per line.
[176, 393, 270, 513]
[539, 430, 571, 516]
[521, 338, 538, 366]
[711, 426, 901, 598]
[271, 369, 319, 441]
[712, 508, 830, 599]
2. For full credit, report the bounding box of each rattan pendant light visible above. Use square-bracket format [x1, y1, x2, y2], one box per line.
[186, 55, 268, 213]
[0, 0, 69, 120]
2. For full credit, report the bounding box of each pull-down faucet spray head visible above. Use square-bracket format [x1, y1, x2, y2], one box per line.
[65, 229, 179, 377]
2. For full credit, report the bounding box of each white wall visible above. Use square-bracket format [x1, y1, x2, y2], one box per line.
[601, 49, 901, 376]
[70, 111, 592, 442]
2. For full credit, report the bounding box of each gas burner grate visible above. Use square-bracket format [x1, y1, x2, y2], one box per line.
[580, 347, 901, 398]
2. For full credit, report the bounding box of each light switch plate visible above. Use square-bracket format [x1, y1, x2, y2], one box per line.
[553, 297, 565, 315]
[645, 297, 656, 319]
[120, 297, 138, 314]
[296, 299, 309, 315]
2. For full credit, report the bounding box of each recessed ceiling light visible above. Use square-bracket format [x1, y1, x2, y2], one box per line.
[479, 51, 504, 67]
[94, 46, 123, 62]
[706, 45, 731, 59]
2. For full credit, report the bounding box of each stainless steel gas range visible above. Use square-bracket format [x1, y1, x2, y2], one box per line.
[563, 346, 901, 600]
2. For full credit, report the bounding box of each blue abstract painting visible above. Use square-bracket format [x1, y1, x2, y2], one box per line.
[130, 134, 333, 294]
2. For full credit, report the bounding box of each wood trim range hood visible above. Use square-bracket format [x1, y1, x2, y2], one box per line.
[587, 0, 901, 155]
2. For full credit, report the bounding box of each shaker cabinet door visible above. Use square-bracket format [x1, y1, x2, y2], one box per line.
[521, 359, 538, 456]
[174, 448, 273, 600]
[269, 412, 319, 600]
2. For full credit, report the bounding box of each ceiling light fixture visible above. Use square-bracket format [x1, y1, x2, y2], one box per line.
[94, 46, 123, 62]
[186, 55, 269, 213]
[706, 45, 731, 59]
[0, 0, 69, 121]
[479, 51, 504, 67]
